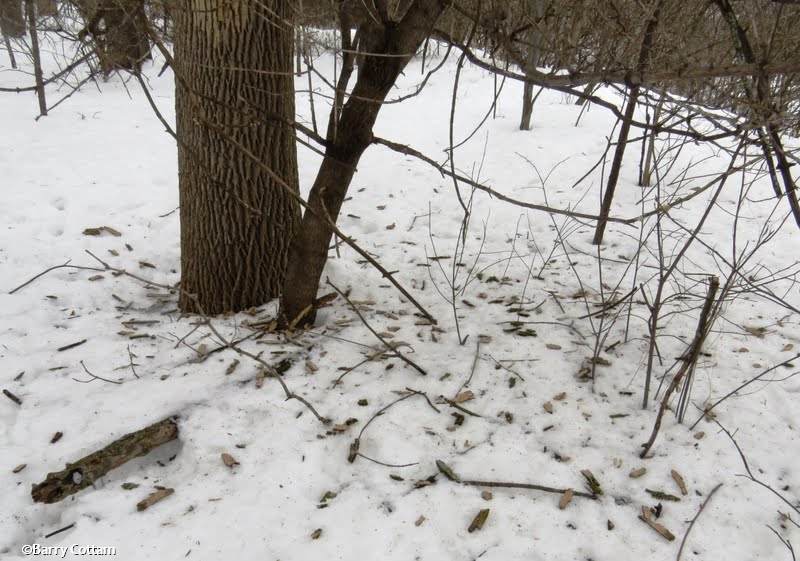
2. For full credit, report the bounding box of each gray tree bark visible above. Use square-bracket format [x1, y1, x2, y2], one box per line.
[174, 0, 301, 314]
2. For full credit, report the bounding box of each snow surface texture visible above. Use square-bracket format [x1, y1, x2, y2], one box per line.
[2, 36, 800, 561]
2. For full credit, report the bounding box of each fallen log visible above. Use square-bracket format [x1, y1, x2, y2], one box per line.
[31, 417, 179, 504]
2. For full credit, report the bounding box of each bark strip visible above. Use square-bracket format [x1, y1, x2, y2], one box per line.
[32, 417, 179, 504]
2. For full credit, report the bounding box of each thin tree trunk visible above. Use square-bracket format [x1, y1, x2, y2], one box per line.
[175, 0, 301, 314]
[25, 0, 46, 117]
[712, 0, 800, 228]
[592, 87, 638, 244]
[519, 0, 544, 131]
[592, 0, 662, 245]
[640, 94, 663, 187]
[2, 32, 16, 67]
[280, 0, 447, 326]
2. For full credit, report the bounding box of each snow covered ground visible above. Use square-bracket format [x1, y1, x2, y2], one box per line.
[2, 36, 799, 561]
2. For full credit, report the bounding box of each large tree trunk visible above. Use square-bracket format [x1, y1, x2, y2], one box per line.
[175, 0, 301, 314]
[280, 0, 446, 326]
[0, 0, 25, 38]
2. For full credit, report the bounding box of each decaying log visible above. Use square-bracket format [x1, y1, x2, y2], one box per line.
[32, 417, 179, 504]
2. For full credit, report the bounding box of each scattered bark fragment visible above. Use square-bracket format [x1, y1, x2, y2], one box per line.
[13, 464, 27, 473]
[121, 482, 140, 490]
[32, 417, 179, 503]
[436, 460, 461, 482]
[50, 431, 63, 444]
[671, 470, 688, 495]
[358, 399, 368, 406]
[607, 519, 615, 531]
[543, 401, 554, 414]
[553, 392, 567, 401]
[481, 490, 492, 501]
[57, 339, 87, 352]
[559, 488, 574, 510]
[581, 470, 603, 495]
[468, 509, 490, 533]
[639, 506, 675, 541]
[3, 389, 22, 405]
[347, 439, 360, 463]
[645, 489, 680, 501]
[629, 467, 647, 478]
[310, 528, 322, 540]
[255, 369, 266, 389]
[136, 487, 174, 511]
[221, 453, 239, 468]
[415, 515, 426, 527]
[694, 431, 705, 439]
[224, 360, 239, 376]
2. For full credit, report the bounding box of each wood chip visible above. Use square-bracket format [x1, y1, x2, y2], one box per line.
[221, 453, 239, 468]
[468, 509, 490, 533]
[224, 360, 239, 376]
[581, 469, 603, 495]
[436, 460, 460, 482]
[136, 487, 174, 511]
[645, 488, 680, 501]
[13, 463, 26, 473]
[414, 515, 426, 527]
[546, 343, 562, 350]
[543, 401, 554, 414]
[558, 488, 574, 510]
[3, 389, 22, 405]
[629, 467, 647, 478]
[57, 339, 87, 352]
[639, 506, 675, 541]
[50, 431, 63, 444]
[553, 392, 567, 401]
[310, 528, 322, 540]
[670, 469, 688, 495]
[481, 490, 492, 501]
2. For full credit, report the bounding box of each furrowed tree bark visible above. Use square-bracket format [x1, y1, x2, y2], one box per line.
[280, 0, 447, 326]
[175, 0, 301, 314]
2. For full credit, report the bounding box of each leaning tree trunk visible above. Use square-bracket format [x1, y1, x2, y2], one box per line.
[0, 0, 25, 38]
[280, 0, 447, 326]
[175, 0, 301, 314]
